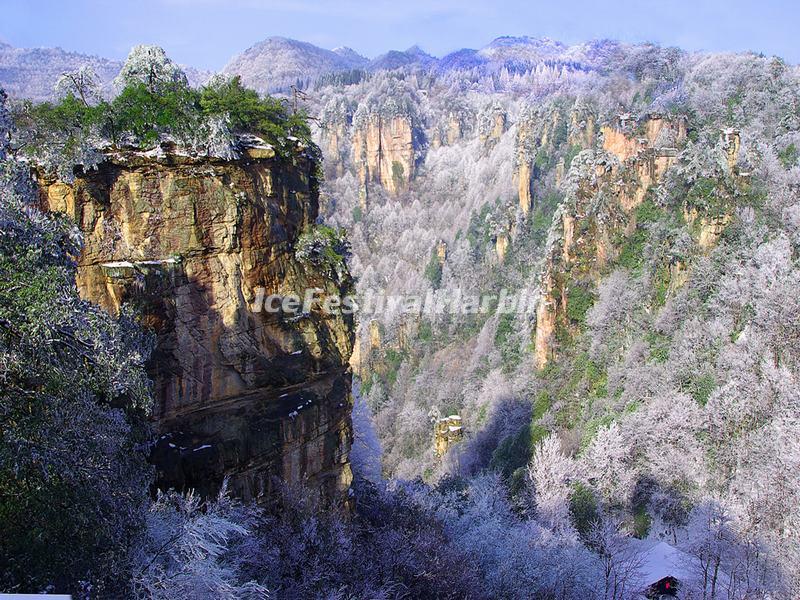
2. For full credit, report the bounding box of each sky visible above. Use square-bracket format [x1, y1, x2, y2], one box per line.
[0, 0, 796, 70]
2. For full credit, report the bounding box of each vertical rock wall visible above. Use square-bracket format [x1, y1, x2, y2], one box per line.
[352, 115, 415, 195]
[38, 147, 355, 504]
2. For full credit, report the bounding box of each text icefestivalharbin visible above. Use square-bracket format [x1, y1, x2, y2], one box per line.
[250, 287, 539, 316]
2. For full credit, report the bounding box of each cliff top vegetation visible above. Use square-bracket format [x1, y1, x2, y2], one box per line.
[11, 45, 314, 181]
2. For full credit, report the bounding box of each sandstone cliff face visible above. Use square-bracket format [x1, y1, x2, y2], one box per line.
[495, 233, 509, 262]
[601, 116, 684, 211]
[38, 147, 355, 504]
[685, 206, 733, 250]
[517, 161, 533, 216]
[430, 113, 466, 150]
[446, 114, 463, 145]
[352, 319, 383, 378]
[321, 121, 349, 179]
[353, 115, 415, 195]
[568, 107, 596, 149]
[479, 105, 506, 147]
[515, 121, 538, 217]
[515, 108, 581, 216]
[532, 115, 741, 369]
[533, 115, 686, 370]
[533, 268, 559, 369]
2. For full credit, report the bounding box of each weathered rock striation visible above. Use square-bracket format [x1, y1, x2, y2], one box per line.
[37, 144, 355, 504]
[533, 114, 687, 369]
[531, 112, 744, 370]
[352, 114, 415, 195]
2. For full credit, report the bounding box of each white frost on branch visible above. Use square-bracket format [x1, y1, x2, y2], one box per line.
[114, 45, 188, 91]
[132, 482, 268, 599]
[54, 65, 101, 105]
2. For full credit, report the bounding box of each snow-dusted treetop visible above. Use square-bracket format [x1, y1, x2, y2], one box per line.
[54, 65, 101, 106]
[114, 44, 188, 91]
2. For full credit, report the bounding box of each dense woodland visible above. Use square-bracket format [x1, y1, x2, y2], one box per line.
[0, 38, 799, 599]
[313, 40, 800, 599]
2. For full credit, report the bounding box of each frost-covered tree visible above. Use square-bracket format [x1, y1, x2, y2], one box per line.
[12, 85, 104, 182]
[679, 500, 783, 600]
[527, 435, 577, 535]
[587, 516, 645, 600]
[131, 483, 267, 599]
[114, 44, 188, 91]
[623, 390, 706, 492]
[54, 65, 101, 106]
[0, 89, 10, 159]
[583, 423, 635, 507]
[0, 112, 154, 594]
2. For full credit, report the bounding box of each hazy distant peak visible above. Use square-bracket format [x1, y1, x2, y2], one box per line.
[245, 36, 315, 52]
[333, 46, 368, 62]
[369, 45, 438, 71]
[486, 35, 565, 49]
[405, 45, 430, 57]
[479, 36, 569, 64]
[0, 41, 210, 101]
[223, 36, 369, 93]
[0, 41, 123, 101]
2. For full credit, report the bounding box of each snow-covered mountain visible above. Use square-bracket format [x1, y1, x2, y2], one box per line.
[0, 36, 637, 100]
[222, 36, 369, 94]
[478, 35, 568, 62]
[0, 43, 122, 101]
[220, 36, 622, 93]
[433, 36, 625, 73]
[368, 45, 438, 72]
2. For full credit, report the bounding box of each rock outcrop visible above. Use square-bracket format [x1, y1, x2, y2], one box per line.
[321, 121, 349, 179]
[480, 104, 507, 147]
[568, 105, 596, 149]
[600, 114, 685, 210]
[430, 112, 467, 149]
[434, 415, 464, 457]
[353, 115, 415, 195]
[721, 127, 744, 175]
[38, 144, 355, 504]
[495, 232, 510, 262]
[517, 160, 534, 216]
[533, 114, 686, 370]
[446, 114, 464, 145]
[515, 106, 582, 216]
[436, 240, 448, 265]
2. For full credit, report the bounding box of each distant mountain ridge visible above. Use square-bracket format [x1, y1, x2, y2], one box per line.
[367, 45, 437, 72]
[0, 44, 122, 101]
[220, 36, 629, 94]
[0, 35, 682, 99]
